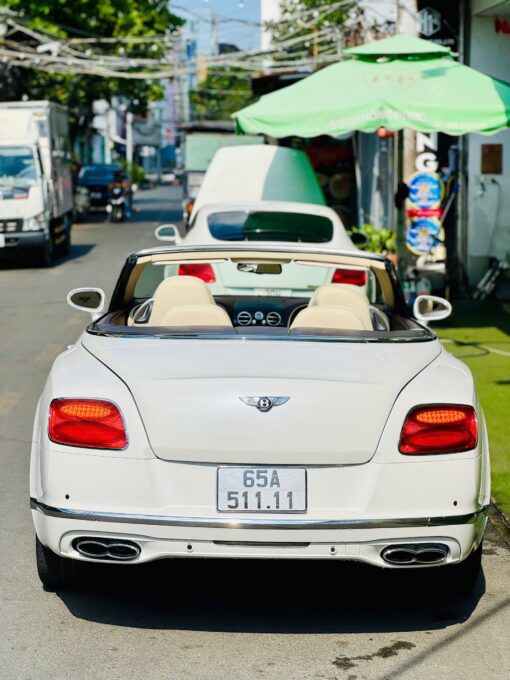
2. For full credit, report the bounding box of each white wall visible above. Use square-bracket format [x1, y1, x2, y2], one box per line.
[467, 15, 510, 283]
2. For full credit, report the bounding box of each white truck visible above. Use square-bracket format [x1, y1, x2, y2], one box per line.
[0, 101, 73, 266]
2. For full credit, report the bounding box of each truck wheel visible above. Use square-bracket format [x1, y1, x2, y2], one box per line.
[34, 241, 52, 268]
[36, 535, 77, 591]
[61, 230, 71, 256]
[60, 216, 71, 256]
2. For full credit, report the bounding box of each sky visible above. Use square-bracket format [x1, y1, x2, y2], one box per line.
[172, 0, 262, 53]
[171, 1, 398, 55]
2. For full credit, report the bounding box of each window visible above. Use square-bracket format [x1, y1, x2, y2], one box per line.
[0, 147, 37, 187]
[208, 211, 334, 243]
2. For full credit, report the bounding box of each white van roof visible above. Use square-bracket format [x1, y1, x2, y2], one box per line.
[191, 145, 325, 219]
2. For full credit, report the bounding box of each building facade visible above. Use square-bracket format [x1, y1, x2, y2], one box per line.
[466, 0, 510, 285]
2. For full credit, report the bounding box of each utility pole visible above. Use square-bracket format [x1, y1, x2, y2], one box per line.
[211, 12, 218, 57]
[396, 0, 418, 277]
[312, 25, 319, 58]
[396, 0, 418, 184]
[126, 111, 133, 167]
[104, 101, 116, 164]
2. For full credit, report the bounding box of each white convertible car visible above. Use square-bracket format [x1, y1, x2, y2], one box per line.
[31, 244, 490, 593]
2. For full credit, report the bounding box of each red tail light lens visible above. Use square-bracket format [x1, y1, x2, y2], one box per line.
[332, 268, 367, 286]
[399, 405, 477, 454]
[49, 399, 127, 450]
[178, 263, 216, 282]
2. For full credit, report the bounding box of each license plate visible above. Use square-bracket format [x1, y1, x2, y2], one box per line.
[90, 192, 102, 199]
[0, 234, 4, 248]
[217, 467, 307, 513]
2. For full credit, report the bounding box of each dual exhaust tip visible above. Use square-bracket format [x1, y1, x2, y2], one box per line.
[73, 537, 140, 561]
[382, 543, 448, 566]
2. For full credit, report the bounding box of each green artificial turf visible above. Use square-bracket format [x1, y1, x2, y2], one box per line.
[434, 301, 510, 517]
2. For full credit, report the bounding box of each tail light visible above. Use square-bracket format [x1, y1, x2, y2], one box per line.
[399, 405, 477, 454]
[332, 268, 367, 286]
[178, 263, 216, 282]
[49, 399, 127, 450]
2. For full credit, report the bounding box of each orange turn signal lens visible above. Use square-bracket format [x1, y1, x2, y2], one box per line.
[59, 403, 114, 419]
[414, 409, 466, 425]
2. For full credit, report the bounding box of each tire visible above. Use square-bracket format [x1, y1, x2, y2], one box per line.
[112, 206, 125, 223]
[34, 240, 52, 268]
[36, 535, 77, 591]
[438, 541, 483, 597]
[60, 220, 71, 257]
[61, 229, 71, 257]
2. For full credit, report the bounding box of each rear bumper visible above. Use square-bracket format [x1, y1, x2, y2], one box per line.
[31, 498, 487, 531]
[31, 498, 488, 568]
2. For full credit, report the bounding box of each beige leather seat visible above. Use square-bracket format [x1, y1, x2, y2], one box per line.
[147, 276, 215, 326]
[290, 305, 367, 332]
[308, 284, 373, 330]
[160, 304, 232, 328]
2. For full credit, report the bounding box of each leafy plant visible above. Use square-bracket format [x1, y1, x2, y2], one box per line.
[119, 160, 145, 185]
[353, 223, 396, 254]
[0, 1, 183, 142]
[190, 69, 255, 121]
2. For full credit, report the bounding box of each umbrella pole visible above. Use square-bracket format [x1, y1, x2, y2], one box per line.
[396, 129, 406, 281]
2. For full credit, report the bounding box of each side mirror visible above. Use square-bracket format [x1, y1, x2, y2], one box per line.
[155, 224, 181, 245]
[413, 295, 452, 324]
[67, 287, 106, 320]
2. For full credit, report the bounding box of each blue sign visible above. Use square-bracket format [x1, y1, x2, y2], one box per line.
[406, 218, 442, 256]
[408, 172, 444, 209]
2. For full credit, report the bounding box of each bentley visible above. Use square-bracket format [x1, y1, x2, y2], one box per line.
[30, 244, 489, 593]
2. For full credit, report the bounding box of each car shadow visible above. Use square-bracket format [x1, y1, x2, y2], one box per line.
[57, 557, 485, 634]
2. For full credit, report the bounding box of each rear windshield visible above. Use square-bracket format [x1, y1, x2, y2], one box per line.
[207, 211, 334, 243]
[79, 166, 121, 182]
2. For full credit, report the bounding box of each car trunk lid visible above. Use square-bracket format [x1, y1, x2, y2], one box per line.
[82, 335, 440, 465]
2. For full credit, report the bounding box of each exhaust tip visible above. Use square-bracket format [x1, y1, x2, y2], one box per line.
[73, 537, 140, 561]
[382, 543, 448, 566]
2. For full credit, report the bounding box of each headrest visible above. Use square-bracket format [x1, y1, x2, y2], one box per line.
[289, 305, 367, 332]
[309, 283, 368, 307]
[159, 304, 232, 328]
[308, 284, 372, 330]
[148, 276, 214, 325]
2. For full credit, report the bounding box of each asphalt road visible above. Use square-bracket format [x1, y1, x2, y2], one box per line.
[0, 186, 508, 680]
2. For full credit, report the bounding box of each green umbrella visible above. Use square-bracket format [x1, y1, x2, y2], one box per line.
[234, 35, 510, 137]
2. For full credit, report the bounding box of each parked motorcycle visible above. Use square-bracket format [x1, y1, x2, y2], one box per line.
[106, 185, 130, 222]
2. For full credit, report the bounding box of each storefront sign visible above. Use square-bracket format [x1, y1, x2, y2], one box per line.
[406, 218, 444, 256]
[481, 144, 503, 174]
[495, 17, 510, 34]
[408, 172, 444, 209]
[407, 207, 443, 219]
[408, 1, 460, 262]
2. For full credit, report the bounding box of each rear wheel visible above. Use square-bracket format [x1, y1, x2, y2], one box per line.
[59, 216, 72, 257]
[438, 542, 483, 597]
[112, 206, 125, 222]
[34, 240, 52, 268]
[36, 535, 77, 591]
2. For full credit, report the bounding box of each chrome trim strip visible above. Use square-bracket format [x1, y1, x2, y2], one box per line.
[30, 498, 489, 531]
